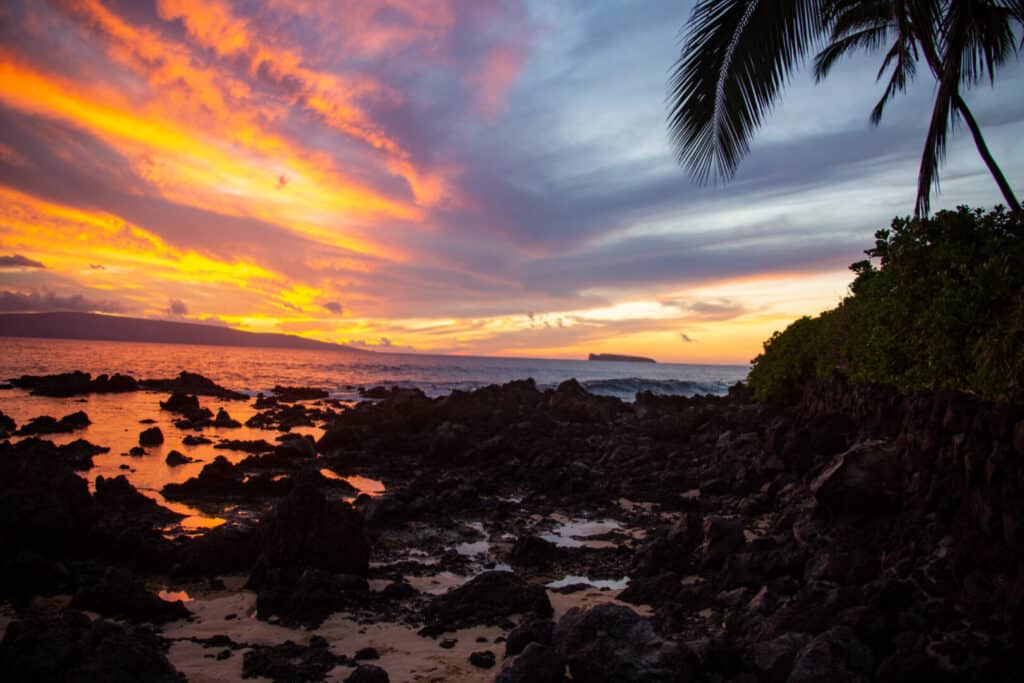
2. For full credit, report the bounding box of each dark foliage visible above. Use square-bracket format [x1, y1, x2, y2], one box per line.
[749, 206, 1024, 403]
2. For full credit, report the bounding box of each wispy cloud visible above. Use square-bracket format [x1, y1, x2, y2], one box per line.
[0, 254, 45, 269]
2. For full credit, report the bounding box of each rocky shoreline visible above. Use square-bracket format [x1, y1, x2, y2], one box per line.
[0, 371, 1021, 681]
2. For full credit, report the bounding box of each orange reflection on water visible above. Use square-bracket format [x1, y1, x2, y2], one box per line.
[320, 468, 385, 496]
[158, 589, 192, 602]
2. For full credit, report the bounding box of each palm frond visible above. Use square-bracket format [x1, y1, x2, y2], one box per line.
[871, 40, 918, 124]
[813, 25, 891, 81]
[667, 0, 825, 183]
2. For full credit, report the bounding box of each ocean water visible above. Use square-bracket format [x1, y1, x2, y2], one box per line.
[0, 337, 749, 401]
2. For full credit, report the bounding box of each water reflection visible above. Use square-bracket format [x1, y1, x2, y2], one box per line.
[0, 388, 322, 531]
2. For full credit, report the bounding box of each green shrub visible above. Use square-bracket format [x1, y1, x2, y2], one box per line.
[748, 206, 1024, 404]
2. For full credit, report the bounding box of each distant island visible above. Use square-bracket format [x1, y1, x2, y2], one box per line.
[588, 353, 656, 363]
[0, 312, 363, 353]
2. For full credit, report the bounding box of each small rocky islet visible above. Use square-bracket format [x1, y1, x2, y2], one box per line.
[0, 370, 1021, 681]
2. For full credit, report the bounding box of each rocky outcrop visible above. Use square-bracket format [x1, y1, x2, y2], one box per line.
[421, 571, 552, 636]
[256, 476, 370, 575]
[16, 410, 90, 435]
[0, 610, 182, 682]
[551, 604, 694, 682]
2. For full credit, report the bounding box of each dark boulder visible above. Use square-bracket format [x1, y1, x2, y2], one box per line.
[748, 632, 812, 682]
[788, 626, 874, 683]
[70, 566, 190, 624]
[551, 604, 695, 682]
[510, 535, 563, 568]
[346, 664, 390, 683]
[165, 450, 193, 466]
[497, 642, 566, 683]
[214, 407, 241, 428]
[702, 516, 746, 567]
[0, 439, 97, 558]
[160, 391, 205, 414]
[810, 440, 902, 516]
[139, 426, 164, 446]
[0, 610, 182, 682]
[250, 567, 369, 627]
[506, 619, 554, 656]
[56, 438, 110, 470]
[173, 524, 260, 577]
[469, 650, 496, 668]
[421, 571, 552, 636]
[94, 475, 182, 526]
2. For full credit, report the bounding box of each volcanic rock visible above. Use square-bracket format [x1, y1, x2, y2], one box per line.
[551, 604, 694, 682]
[16, 410, 91, 435]
[0, 610, 182, 682]
[139, 426, 164, 446]
[421, 571, 552, 636]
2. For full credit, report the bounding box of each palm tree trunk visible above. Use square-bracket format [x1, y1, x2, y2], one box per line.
[952, 95, 1021, 213]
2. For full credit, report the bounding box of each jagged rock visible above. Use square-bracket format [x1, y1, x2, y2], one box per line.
[174, 524, 260, 577]
[250, 567, 369, 627]
[0, 610, 182, 681]
[510, 535, 562, 567]
[162, 456, 291, 501]
[702, 516, 745, 567]
[93, 475, 182, 525]
[810, 440, 902, 516]
[506, 619, 554, 656]
[214, 438, 275, 453]
[421, 571, 552, 637]
[142, 371, 247, 400]
[214, 407, 241, 428]
[0, 409, 15, 436]
[11, 371, 92, 397]
[497, 643, 566, 683]
[552, 604, 694, 682]
[788, 626, 874, 683]
[159, 392, 201, 414]
[256, 476, 369, 575]
[0, 439, 97, 558]
[53, 438, 109, 470]
[748, 632, 812, 682]
[16, 410, 91, 435]
[70, 566, 190, 624]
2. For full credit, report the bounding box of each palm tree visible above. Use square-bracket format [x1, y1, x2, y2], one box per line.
[667, 0, 1023, 215]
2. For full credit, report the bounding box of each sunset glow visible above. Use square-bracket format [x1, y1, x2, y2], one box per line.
[2, 1, 1021, 362]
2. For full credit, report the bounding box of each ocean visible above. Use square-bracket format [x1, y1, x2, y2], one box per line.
[0, 337, 749, 402]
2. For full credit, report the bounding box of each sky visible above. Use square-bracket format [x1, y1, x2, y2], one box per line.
[0, 0, 1021, 364]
